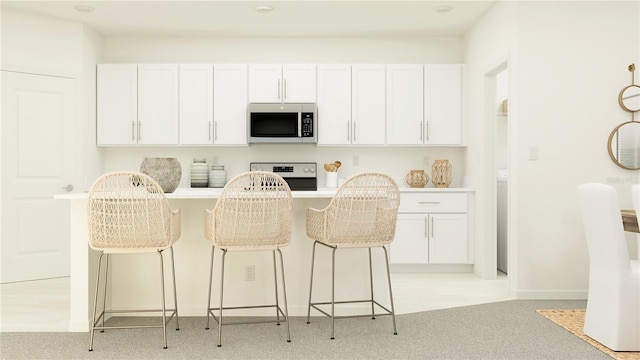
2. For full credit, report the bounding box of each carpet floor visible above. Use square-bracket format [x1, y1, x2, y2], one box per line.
[0, 300, 613, 360]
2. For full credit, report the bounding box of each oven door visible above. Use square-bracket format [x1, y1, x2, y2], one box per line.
[249, 111, 300, 141]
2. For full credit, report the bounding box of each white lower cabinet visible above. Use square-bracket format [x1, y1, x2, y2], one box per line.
[391, 192, 468, 264]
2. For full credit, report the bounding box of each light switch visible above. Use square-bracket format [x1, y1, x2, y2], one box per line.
[529, 146, 539, 161]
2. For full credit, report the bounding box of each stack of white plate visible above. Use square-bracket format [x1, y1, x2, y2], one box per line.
[190, 159, 209, 188]
[209, 165, 227, 188]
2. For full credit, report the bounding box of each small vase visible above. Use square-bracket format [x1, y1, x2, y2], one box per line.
[209, 165, 227, 188]
[432, 160, 452, 188]
[190, 158, 208, 188]
[406, 170, 428, 188]
[140, 157, 182, 193]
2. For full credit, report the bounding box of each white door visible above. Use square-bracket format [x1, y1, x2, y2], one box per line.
[282, 64, 316, 103]
[96, 64, 138, 145]
[137, 64, 179, 145]
[428, 213, 468, 264]
[386, 64, 424, 145]
[179, 64, 214, 145]
[425, 64, 462, 145]
[317, 64, 352, 145]
[248, 64, 282, 103]
[351, 64, 386, 145]
[213, 64, 248, 145]
[1, 71, 77, 283]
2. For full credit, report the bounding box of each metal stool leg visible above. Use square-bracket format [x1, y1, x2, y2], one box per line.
[89, 252, 105, 351]
[217, 250, 227, 347]
[368, 248, 375, 320]
[101, 254, 109, 331]
[277, 248, 291, 342]
[169, 246, 179, 331]
[158, 251, 168, 349]
[205, 246, 215, 330]
[272, 250, 280, 325]
[330, 247, 337, 340]
[382, 246, 398, 335]
[306, 241, 318, 324]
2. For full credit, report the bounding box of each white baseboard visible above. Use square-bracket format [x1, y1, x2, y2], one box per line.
[515, 290, 588, 300]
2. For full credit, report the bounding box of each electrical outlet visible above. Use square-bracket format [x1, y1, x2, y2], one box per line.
[423, 155, 430, 166]
[211, 156, 219, 165]
[245, 265, 255, 281]
[529, 146, 539, 161]
[353, 155, 360, 166]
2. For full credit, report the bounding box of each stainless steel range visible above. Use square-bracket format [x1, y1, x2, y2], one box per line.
[250, 162, 317, 191]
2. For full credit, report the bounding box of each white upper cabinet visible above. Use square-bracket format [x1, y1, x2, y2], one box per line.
[386, 64, 424, 145]
[137, 64, 179, 145]
[248, 64, 316, 103]
[97, 64, 138, 145]
[213, 64, 248, 145]
[317, 64, 352, 145]
[179, 64, 214, 145]
[424, 64, 462, 145]
[351, 64, 386, 145]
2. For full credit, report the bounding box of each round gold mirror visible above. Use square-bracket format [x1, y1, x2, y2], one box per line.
[608, 121, 640, 170]
[618, 84, 640, 112]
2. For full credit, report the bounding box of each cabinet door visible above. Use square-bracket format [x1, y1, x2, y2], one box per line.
[386, 64, 424, 145]
[428, 213, 467, 264]
[138, 64, 179, 145]
[317, 65, 351, 145]
[248, 64, 282, 103]
[351, 64, 386, 145]
[213, 64, 248, 145]
[282, 64, 316, 103]
[179, 64, 213, 145]
[97, 64, 137, 145]
[424, 64, 461, 145]
[390, 214, 428, 264]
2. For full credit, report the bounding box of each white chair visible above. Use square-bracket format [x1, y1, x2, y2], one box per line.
[204, 171, 293, 347]
[578, 183, 639, 351]
[87, 171, 181, 351]
[633, 183, 640, 258]
[306, 172, 400, 339]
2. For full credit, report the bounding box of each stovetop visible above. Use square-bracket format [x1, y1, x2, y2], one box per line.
[250, 162, 317, 191]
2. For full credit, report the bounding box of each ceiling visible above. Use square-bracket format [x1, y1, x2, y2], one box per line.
[1, 1, 496, 37]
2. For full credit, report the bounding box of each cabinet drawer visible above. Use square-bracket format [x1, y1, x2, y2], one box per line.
[399, 193, 467, 213]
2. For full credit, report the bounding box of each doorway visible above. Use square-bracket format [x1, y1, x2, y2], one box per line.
[1, 71, 78, 283]
[483, 59, 510, 280]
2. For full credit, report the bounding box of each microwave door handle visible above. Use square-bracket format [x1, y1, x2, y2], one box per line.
[298, 112, 302, 137]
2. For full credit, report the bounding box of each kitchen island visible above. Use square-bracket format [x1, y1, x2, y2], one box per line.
[55, 187, 474, 332]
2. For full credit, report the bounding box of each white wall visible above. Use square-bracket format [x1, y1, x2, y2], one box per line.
[1, 9, 83, 77]
[465, 1, 640, 298]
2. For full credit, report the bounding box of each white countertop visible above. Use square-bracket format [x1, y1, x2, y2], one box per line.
[54, 186, 474, 200]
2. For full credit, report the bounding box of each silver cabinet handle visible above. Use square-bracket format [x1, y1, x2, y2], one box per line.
[424, 216, 428, 238]
[209, 121, 212, 141]
[431, 217, 434, 237]
[419, 201, 440, 204]
[277, 79, 281, 100]
[62, 184, 74, 192]
[420, 122, 423, 142]
[347, 121, 351, 141]
[214, 121, 218, 141]
[132, 121, 136, 141]
[353, 121, 357, 142]
[284, 79, 287, 99]
[137, 121, 141, 141]
[425, 121, 429, 141]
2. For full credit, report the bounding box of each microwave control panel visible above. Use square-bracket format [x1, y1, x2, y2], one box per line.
[301, 113, 314, 137]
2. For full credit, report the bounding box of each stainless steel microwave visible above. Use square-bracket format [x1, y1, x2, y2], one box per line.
[247, 103, 317, 144]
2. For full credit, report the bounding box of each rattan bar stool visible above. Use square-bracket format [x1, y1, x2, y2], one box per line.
[87, 171, 181, 351]
[305, 172, 400, 339]
[204, 171, 293, 347]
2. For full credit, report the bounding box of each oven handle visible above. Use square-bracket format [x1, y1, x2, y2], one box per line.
[297, 112, 302, 137]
